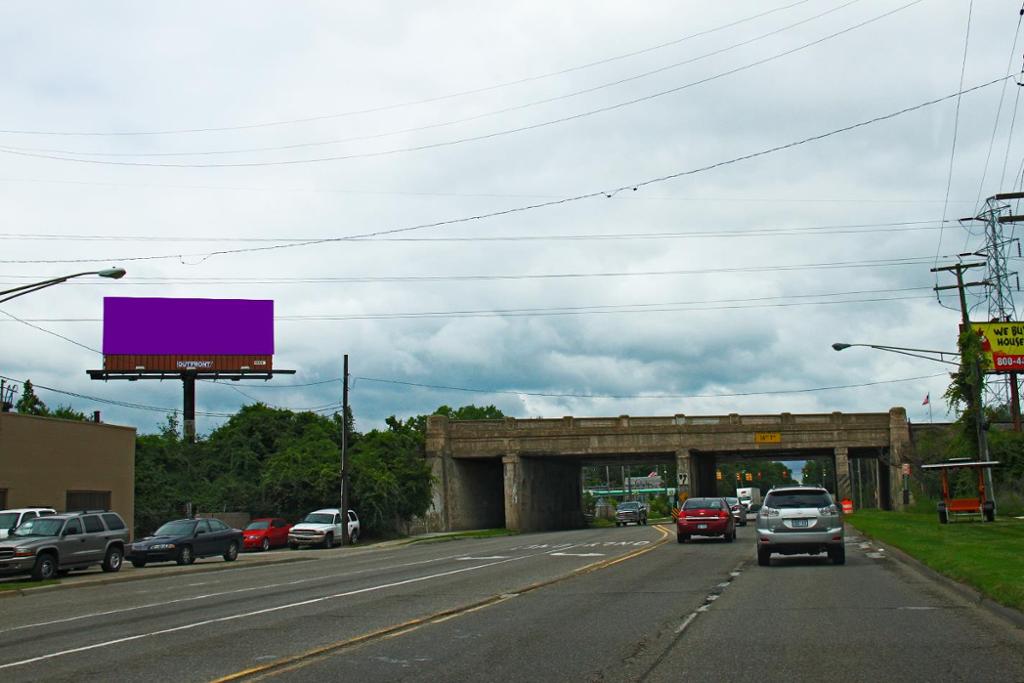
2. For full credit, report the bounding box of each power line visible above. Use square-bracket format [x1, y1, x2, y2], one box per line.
[937, 0, 973, 264]
[0, 177, 980, 204]
[0, 0, 928, 169]
[0, 0, 814, 137]
[2, 0, 864, 160]
[0, 219, 954, 245]
[0, 287, 935, 324]
[0, 74, 1009, 267]
[0, 255, 956, 282]
[352, 372, 950, 400]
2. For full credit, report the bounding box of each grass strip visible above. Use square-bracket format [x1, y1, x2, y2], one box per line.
[846, 510, 1024, 613]
[0, 578, 59, 592]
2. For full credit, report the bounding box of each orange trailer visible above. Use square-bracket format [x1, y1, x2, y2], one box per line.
[920, 459, 1001, 524]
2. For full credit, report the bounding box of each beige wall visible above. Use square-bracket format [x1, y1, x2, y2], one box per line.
[0, 413, 135, 536]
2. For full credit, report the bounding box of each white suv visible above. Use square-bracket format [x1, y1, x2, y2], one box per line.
[756, 486, 845, 566]
[288, 508, 360, 549]
[0, 507, 56, 539]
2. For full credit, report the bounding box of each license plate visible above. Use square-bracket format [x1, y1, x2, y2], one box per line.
[792, 519, 810, 528]
[697, 523, 708, 529]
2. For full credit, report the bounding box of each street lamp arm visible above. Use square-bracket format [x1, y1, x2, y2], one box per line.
[832, 342, 961, 366]
[0, 268, 126, 305]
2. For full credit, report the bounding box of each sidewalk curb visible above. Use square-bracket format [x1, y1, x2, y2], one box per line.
[848, 523, 1024, 631]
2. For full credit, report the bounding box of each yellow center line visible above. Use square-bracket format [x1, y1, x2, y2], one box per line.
[210, 526, 670, 682]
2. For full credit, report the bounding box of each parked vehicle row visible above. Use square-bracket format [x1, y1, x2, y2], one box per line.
[0, 506, 362, 581]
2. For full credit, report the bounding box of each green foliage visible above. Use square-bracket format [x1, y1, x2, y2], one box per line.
[132, 403, 498, 538]
[647, 493, 672, 518]
[350, 417, 433, 532]
[943, 328, 987, 457]
[15, 380, 48, 416]
[51, 405, 89, 421]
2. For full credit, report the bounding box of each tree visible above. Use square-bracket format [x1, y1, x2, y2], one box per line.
[15, 380, 48, 415]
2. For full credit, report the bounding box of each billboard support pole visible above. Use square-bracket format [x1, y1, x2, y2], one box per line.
[340, 354, 350, 546]
[183, 373, 196, 443]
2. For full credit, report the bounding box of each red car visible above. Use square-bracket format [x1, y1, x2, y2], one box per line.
[677, 497, 737, 543]
[242, 518, 292, 551]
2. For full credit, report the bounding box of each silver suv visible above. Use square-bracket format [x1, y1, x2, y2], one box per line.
[0, 510, 130, 580]
[756, 486, 844, 566]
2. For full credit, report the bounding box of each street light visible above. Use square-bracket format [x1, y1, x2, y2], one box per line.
[831, 342, 960, 366]
[0, 268, 126, 305]
[832, 339, 995, 509]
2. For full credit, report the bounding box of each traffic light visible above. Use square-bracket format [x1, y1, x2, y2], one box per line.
[745, 472, 752, 481]
[716, 469, 722, 480]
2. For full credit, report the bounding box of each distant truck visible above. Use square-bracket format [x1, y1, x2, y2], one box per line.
[736, 487, 762, 510]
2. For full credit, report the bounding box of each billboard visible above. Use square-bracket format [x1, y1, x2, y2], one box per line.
[972, 321, 1024, 374]
[102, 297, 274, 373]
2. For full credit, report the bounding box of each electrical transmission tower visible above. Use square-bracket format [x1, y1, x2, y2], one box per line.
[963, 191, 1024, 425]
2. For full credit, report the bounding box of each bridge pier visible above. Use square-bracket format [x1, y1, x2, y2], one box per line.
[503, 454, 586, 532]
[675, 448, 697, 503]
[834, 446, 852, 502]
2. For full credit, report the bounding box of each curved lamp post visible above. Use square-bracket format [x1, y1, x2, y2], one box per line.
[0, 268, 126, 305]
[831, 342, 960, 366]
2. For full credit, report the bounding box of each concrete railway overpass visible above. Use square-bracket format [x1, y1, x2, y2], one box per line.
[425, 408, 911, 533]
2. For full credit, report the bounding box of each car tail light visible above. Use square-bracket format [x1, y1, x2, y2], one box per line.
[718, 510, 730, 519]
[819, 504, 838, 515]
[762, 506, 780, 518]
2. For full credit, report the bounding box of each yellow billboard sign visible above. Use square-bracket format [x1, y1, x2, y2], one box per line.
[972, 322, 1024, 374]
[754, 431, 781, 444]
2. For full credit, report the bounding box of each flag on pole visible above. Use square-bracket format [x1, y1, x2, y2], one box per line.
[922, 393, 930, 406]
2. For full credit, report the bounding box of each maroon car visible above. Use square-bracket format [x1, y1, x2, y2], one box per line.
[242, 517, 292, 551]
[676, 497, 737, 543]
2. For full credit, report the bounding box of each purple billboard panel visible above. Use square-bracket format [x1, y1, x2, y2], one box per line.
[103, 297, 274, 355]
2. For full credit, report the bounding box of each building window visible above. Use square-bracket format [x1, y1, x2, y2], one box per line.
[66, 490, 111, 512]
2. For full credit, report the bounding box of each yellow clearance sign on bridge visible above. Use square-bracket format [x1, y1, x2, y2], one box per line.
[972, 322, 1024, 374]
[754, 432, 781, 444]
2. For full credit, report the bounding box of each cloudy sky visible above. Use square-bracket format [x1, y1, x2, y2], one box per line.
[1, 0, 1020, 436]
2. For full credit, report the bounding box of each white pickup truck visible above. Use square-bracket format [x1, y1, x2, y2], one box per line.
[288, 508, 359, 549]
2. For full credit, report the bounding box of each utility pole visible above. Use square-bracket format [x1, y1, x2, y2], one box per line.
[932, 261, 995, 507]
[340, 354, 350, 545]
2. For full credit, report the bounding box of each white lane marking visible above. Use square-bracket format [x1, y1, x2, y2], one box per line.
[549, 552, 605, 557]
[866, 552, 884, 559]
[0, 543, 591, 671]
[0, 551, 479, 635]
[897, 606, 937, 610]
[187, 582, 209, 587]
[674, 612, 698, 635]
[455, 556, 509, 561]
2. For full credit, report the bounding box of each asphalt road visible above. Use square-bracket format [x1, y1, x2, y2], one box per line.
[1, 524, 1022, 682]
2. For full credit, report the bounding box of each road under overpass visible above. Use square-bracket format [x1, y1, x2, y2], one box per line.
[425, 408, 911, 532]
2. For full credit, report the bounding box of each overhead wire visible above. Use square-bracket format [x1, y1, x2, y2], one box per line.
[936, 0, 973, 266]
[0, 0, 929, 169]
[0, 255, 962, 283]
[0, 0, 815, 137]
[0, 287, 935, 325]
[972, 2, 1024, 213]
[1, 0, 866, 160]
[0, 176, 981, 204]
[0, 218, 957, 245]
[0, 74, 1010, 267]
[352, 372, 951, 400]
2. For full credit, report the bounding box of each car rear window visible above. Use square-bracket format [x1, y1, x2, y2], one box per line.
[102, 513, 125, 530]
[765, 491, 832, 508]
[83, 515, 104, 533]
[682, 498, 723, 510]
